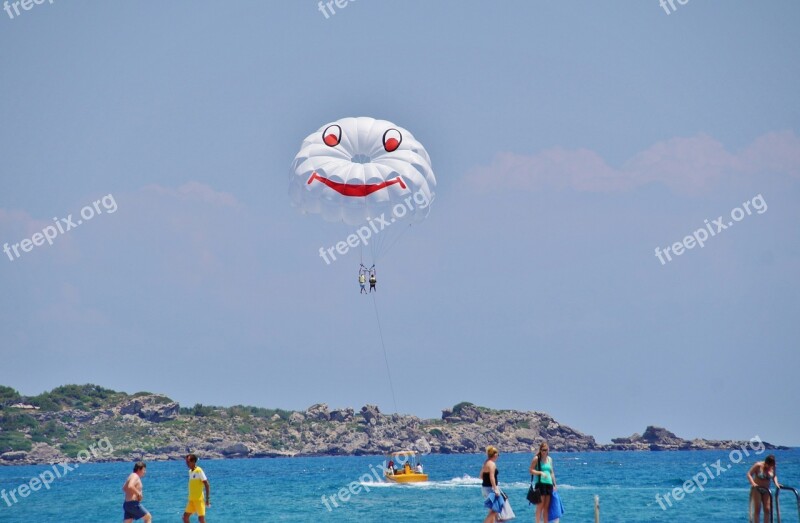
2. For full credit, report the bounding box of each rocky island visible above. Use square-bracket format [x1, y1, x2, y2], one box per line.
[0, 384, 786, 466]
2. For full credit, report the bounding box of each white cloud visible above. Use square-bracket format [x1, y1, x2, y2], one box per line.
[141, 181, 241, 208]
[467, 131, 800, 194]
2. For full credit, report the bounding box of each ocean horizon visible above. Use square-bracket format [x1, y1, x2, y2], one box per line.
[1, 448, 798, 522]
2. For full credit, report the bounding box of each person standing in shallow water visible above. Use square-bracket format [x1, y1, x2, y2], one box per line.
[183, 454, 210, 523]
[122, 461, 151, 523]
[747, 454, 781, 523]
[479, 446, 501, 523]
[531, 441, 556, 523]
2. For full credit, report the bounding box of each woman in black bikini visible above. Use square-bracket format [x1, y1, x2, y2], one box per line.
[479, 446, 500, 523]
[747, 454, 781, 523]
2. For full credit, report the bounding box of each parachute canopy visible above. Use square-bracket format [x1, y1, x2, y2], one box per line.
[289, 117, 436, 227]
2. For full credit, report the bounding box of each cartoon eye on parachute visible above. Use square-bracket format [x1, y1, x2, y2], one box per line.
[289, 117, 436, 265]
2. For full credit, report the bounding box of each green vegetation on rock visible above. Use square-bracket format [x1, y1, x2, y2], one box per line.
[31, 420, 67, 443]
[0, 432, 32, 453]
[180, 403, 218, 417]
[0, 385, 22, 406]
[30, 384, 130, 411]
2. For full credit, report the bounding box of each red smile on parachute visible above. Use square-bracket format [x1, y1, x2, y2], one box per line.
[307, 172, 407, 197]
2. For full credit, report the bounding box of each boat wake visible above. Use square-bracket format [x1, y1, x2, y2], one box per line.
[360, 475, 534, 490]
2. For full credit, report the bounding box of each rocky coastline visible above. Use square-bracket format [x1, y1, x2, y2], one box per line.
[0, 388, 788, 466]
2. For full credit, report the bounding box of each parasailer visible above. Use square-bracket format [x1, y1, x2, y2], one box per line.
[289, 117, 437, 413]
[290, 116, 436, 268]
[358, 264, 370, 294]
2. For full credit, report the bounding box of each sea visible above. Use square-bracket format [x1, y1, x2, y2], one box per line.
[1, 448, 798, 522]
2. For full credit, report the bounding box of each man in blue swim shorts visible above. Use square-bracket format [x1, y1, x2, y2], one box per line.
[122, 461, 152, 522]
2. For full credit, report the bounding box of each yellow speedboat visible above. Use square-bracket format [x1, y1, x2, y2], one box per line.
[384, 451, 428, 483]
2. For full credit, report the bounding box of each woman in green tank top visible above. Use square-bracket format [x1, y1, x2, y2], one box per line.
[530, 441, 557, 523]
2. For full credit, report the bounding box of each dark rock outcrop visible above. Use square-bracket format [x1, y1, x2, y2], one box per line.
[305, 404, 330, 421]
[605, 426, 786, 451]
[0, 451, 28, 461]
[330, 408, 354, 422]
[120, 397, 179, 423]
[221, 442, 250, 457]
[360, 404, 381, 425]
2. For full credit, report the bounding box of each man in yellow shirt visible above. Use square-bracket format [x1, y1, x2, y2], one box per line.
[183, 454, 210, 523]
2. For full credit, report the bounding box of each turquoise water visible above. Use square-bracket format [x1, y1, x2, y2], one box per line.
[1, 449, 798, 521]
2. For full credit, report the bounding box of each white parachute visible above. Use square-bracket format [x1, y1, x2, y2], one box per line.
[289, 116, 436, 230]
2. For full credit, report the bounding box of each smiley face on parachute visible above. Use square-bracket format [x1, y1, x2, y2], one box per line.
[289, 117, 436, 226]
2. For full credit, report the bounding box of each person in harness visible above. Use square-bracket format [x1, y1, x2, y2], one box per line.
[369, 268, 377, 293]
[358, 270, 367, 294]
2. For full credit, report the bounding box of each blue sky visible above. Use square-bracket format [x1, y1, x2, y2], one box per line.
[1, 1, 798, 446]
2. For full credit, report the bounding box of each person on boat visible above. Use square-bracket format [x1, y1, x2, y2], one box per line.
[415, 463, 423, 474]
[403, 462, 411, 474]
[369, 270, 377, 293]
[479, 446, 501, 523]
[747, 455, 781, 523]
[386, 460, 394, 475]
[530, 441, 556, 523]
